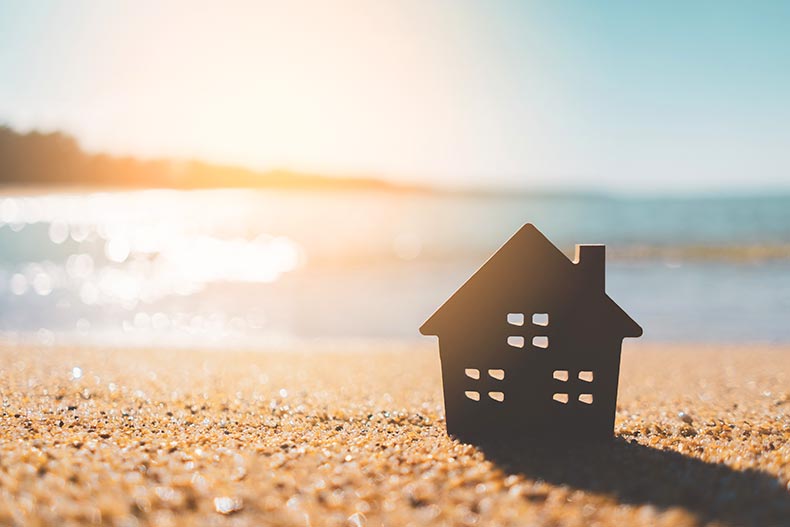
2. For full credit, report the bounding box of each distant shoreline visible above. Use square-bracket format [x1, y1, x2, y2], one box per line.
[6, 124, 790, 199]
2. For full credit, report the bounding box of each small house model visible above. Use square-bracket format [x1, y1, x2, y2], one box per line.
[420, 224, 642, 443]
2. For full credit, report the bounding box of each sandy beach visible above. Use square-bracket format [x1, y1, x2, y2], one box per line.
[1, 342, 788, 527]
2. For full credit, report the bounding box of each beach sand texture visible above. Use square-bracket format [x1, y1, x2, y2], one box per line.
[1, 343, 789, 527]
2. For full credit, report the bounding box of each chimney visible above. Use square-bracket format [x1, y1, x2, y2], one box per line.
[575, 244, 605, 290]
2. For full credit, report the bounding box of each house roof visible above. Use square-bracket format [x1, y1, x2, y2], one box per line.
[419, 223, 642, 338]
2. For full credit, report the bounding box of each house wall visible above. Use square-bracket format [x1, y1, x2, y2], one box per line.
[436, 288, 625, 442]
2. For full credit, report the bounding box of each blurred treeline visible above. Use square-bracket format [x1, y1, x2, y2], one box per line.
[0, 125, 401, 190]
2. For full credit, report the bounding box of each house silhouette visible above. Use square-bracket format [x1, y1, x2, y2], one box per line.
[420, 224, 642, 443]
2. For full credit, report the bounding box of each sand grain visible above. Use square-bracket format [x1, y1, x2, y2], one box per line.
[0, 343, 788, 526]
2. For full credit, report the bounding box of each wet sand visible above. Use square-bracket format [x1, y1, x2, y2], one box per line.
[1, 342, 788, 526]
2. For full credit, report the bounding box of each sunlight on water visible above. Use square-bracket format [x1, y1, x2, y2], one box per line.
[2, 192, 305, 299]
[0, 189, 789, 345]
[0, 190, 308, 346]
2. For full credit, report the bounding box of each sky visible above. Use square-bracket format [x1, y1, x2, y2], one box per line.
[1, 0, 789, 193]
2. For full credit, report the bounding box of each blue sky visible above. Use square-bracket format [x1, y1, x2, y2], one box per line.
[1, 1, 789, 192]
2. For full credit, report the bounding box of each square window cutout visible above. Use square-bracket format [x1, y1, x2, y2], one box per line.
[507, 313, 524, 326]
[578, 371, 594, 382]
[553, 370, 568, 381]
[465, 368, 480, 380]
[532, 313, 549, 326]
[579, 394, 593, 404]
[488, 369, 505, 380]
[488, 391, 505, 402]
[532, 336, 549, 349]
[553, 393, 569, 404]
[507, 336, 525, 348]
[465, 391, 480, 401]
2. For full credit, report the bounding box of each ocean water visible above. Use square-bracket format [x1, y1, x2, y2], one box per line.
[0, 189, 789, 346]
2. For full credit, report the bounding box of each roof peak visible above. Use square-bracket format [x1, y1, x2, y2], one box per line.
[420, 224, 642, 338]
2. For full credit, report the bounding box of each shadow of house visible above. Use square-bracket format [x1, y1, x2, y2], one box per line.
[477, 437, 790, 527]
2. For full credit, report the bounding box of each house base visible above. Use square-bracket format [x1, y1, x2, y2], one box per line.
[446, 421, 615, 448]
